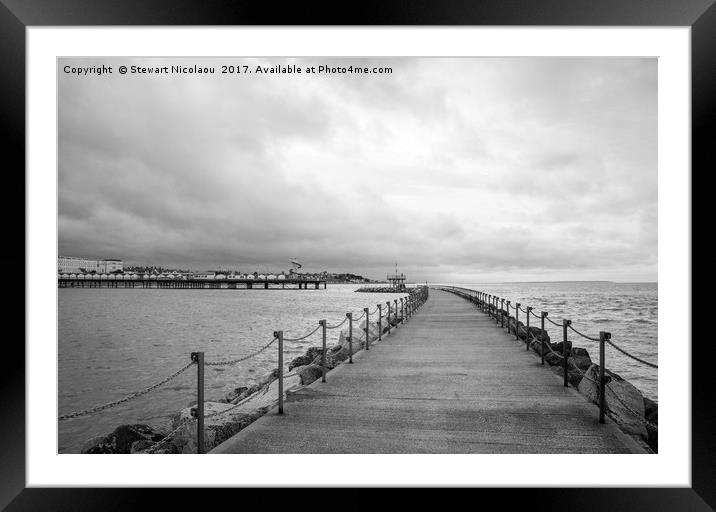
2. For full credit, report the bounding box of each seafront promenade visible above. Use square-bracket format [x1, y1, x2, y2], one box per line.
[212, 289, 645, 453]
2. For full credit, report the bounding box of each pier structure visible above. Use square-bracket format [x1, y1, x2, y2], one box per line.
[211, 287, 651, 454]
[57, 276, 327, 289]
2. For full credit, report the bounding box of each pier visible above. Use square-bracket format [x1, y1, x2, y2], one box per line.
[212, 288, 645, 453]
[57, 277, 327, 289]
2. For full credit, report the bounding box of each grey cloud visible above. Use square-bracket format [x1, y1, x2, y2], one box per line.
[58, 57, 656, 281]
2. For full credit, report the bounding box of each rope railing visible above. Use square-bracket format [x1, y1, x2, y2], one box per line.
[205, 337, 278, 366]
[605, 338, 658, 369]
[434, 285, 657, 435]
[58, 361, 196, 421]
[325, 316, 349, 330]
[283, 324, 322, 342]
[62, 285, 430, 453]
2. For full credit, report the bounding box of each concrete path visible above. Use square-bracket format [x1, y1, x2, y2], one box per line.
[212, 289, 644, 453]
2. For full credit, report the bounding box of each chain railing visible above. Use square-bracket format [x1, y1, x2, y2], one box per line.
[60, 285, 430, 453]
[58, 361, 196, 421]
[434, 285, 657, 433]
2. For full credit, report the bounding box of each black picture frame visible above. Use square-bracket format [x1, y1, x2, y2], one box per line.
[3, 0, 710, 509]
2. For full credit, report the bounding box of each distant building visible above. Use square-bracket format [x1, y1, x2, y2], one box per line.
[99, 259, 123, 273]
[58, 256, 124, 274]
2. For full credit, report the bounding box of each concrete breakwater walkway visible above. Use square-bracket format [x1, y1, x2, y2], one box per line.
[212, 289, 644, 453]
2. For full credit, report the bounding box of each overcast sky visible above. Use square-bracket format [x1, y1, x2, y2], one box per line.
[58, 57, 656, 282]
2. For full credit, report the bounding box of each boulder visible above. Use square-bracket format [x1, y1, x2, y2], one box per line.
[288, 354, 313, 371]
[224, 386, 249, 403]
[578, 365, 647, 438]
[80, 435, 105, 454]
[568, 347, 592, 371]
[338, 329, 365, 352]
[528, 326, 550, 343]
[299, 364, 323, 385]
[174, 401, 247, 428]
[544, 351, 562, 367]
[130, 439, 155, 454]
[515, 322, 528, 340]
[551, 340, 572, 357]
[165, 419, 217, 454]
[82, 424, 165, 454]
[311, 344, 350, 369]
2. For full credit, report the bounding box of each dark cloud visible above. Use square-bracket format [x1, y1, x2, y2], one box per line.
[58, 57, 656, 281]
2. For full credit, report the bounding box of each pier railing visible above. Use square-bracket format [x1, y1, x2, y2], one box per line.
[58, 286, 430, 453]
[434, 286, 657, 431]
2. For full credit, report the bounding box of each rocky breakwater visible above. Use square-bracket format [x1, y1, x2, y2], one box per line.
[81, 312, 408, 454]
[504, 314, 658, 453]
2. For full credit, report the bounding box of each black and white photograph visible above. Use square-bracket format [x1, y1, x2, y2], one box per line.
[57, 56, 659, 456]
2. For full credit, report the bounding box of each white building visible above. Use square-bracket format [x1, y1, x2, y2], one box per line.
[58, 256, 123, 274]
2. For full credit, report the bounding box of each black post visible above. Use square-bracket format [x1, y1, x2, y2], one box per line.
[347, 313, 353, 363]
[386, 302, 391, 335]
[190, 351, 204, 454]
[599, 331, 610, 424]
[541, 312, 547, 365]
[515, 303, 520, 341]
[378, 304, 382, 341]
[364, 307, 370, 350]
[276, 331, 284, 414]
[563, 319, 571, 387]
[320, 319, 327, 382]
[525, 307, 531, 349]
[502, 299, 506, 329]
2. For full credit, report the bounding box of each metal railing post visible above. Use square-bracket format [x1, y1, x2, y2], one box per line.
[276, 331, 284, 414]
[190, 351, 204, 454]
[347, 313, 353, 363]
[394, 299, 398, 327]
[386, 302, 391, 335]
[502, 299, 506, 328]
[515, 303, 520, 340]
[541, 312, 547, 365]
[563, 319, 571, 387]
[364, 308, 370, 350]
[599, 331, 610, 424]
[525, 307, 532, 350]
[320, 319, 327, 382]
[378, 304, 382, 341]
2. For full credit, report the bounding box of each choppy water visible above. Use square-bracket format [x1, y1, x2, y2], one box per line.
[58, 281, 656, 453]
[58, 284, 409, 453]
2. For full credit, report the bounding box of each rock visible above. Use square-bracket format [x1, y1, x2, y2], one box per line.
[528, 326, 550, 343]
[83, 424, 164, 454]
[644, 397, 658, 452]
[578, 365, 647, 438]
[568, 347, 592, 372]
[299, 364, 323, 385]
[167, 419, 216, 454]
[288, 354, 312, 371]
[544, 351, 562, 367]
[80, 435, 105, 454]
[225, 386, 249, 403]
[130, 439, 155, 454]
[515, 322, 528, 340]
[551, 340, 572, 356]
[174, 401, 247, 427]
